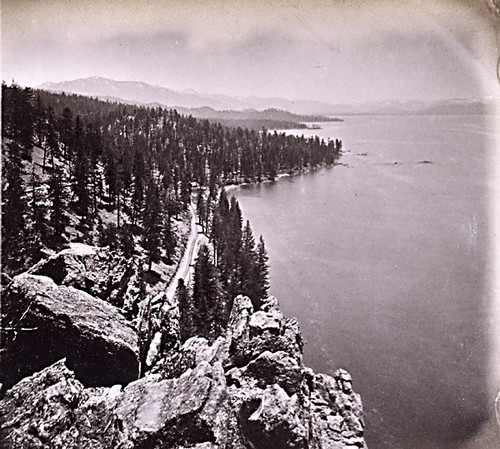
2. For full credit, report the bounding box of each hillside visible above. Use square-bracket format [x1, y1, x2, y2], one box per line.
[0, 82, 366, 449]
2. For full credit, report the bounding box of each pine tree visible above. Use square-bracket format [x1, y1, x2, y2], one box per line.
[196, 189, 207, 233]
[28, 166, 48, 245]
[225, 197, 243, 301]
[1, 152, 28, 272]
[44, 106, 59, 171]
[162, 215, 176, 263]
[180, 174, 191, 207]
[142, 180, 162, 271]
[47, 165, 68, 248]
[4, 85, 35, 160]
[85, 122, 102, 215]
[177, 279, 194, 341]
[119, 223, 135, 257]
[2, 85, 28, 159]
[255, 235, 270, 307]
[131, 146, 146, 225]
[59, 106, 73, 163]
[34, 95, 45, 148]
[239, 220, 257, 301]
[192, 244, 220, 339]
[73, 115, 90, 223]
[19, 87, 35, 160]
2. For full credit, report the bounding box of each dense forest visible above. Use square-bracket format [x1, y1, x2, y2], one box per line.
[1, 82, 342, 340]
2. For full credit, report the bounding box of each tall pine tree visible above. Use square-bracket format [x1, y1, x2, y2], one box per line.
[1, 152, 28, 273]
[142, 180, 162, 270]
[47, 165, 69, 248]
[192, 244, 220, 340]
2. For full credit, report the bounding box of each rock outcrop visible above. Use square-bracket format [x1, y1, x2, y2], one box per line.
[29, 243, 141, 312]
[1, 273, 139, 388]
[0, 294, 366, 448]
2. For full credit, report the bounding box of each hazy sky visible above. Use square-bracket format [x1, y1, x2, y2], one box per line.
[2, 0, 500, 103]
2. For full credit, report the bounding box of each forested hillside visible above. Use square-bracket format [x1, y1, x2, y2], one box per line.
[0, 83, 368, 449]
[1, 82, 342, 338]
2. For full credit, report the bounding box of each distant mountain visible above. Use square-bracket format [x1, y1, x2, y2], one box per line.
[37, 76, 338, 116]
[409, 97, 496, 115]
[326, 98, 497, 116]
[37, 76, 497, 118]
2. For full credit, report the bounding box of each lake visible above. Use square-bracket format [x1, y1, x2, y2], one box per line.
[231, 114, 499, 449]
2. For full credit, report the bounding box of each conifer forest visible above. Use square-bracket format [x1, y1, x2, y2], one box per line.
[1, 82, 342, 342]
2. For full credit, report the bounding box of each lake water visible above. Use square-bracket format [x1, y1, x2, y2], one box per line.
[231, 114, 499, 449]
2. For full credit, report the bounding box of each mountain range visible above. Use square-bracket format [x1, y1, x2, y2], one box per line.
[38, 77, 338, 116]
[38, 76, 497, 120]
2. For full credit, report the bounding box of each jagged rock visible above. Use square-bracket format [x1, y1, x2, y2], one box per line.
[0, 294, 367, 449]
[29, 243, 139, 311]
[1, 273, 139, 388]
[0, 359, 119, 449]
[249, 310, 281, 334]
[307, 370, 365, 449]
[115, 362, 215, 447]
[197, 361, 237, 446]
[0, 359, 82, 448]
[182, 336, 229, 366]
[227, 296, 303, 367]
[227, 295, 254, 342]
[146, 293, 182, 369]
[240, 384, 309, 449]
[244, 350, 304, 395]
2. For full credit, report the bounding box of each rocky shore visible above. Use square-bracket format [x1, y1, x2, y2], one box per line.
[0, 245, 366, 448]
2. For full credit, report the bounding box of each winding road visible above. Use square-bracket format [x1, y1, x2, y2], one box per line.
[165, 203, 207, 302]
[147, 203, 207, 368]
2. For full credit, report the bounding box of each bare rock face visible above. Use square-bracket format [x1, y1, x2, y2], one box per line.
[307, 370, 366, 449]
[1, 273, 139, 388]
[0, 294, 367, 449]
[0, 359, 121, 449]
[224, 296, 366, 449]
[0, 360, 83, 448]
[243, 350, 304, 395]
[115, 362, 215, 447]
[240, 384, 309, 449]
[227, 296, 303, 368]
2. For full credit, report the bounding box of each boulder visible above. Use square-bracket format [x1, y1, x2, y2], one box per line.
[196, 361, 238, 446]
[0, 359, 119, 449]
[240, 384, 309, 449]
[227, 295, 254, 342]
[227, 296, 303, 367]
[0, 292, 367, 449]
[1, 273, 139, 388]
[182, 336, 229, 366]
[29, 243, 139, 311]
[249, 310, 281, 334]
[115, 362, 215, 447]
[244, 350, 304, 395]
[0, 360, 227, 449]
[245, 316, 303, 364]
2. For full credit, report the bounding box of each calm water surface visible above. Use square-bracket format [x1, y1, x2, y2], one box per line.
[232, 114, 498, 449]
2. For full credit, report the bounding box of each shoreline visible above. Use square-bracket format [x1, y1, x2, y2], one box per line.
[224, 158, 343, 193]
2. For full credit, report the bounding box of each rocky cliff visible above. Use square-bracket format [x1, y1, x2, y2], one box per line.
[0, 247, 366, 449]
